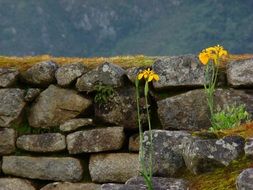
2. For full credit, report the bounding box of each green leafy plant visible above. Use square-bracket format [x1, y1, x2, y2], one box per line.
[135, 68, 159, 190]
[210, 104, 250, 131]
[11, 122, 32, 135]
[94, 84, 114, 105]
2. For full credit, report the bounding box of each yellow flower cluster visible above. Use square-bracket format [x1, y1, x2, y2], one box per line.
[199, 45, 228, 65]
[137, 68, 159, 82]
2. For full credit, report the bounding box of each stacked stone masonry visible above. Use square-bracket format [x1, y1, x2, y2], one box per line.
[0, 56, 253, 189]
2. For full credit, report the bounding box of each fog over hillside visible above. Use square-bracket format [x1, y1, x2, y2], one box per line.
[0, 0, 252, 57]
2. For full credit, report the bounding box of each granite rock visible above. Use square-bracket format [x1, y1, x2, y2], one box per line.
[28, 85, 92, 128]
[40, 182, 100, 190]
[0, 88, 26, 127]
[236, 168, 253, 190]
[21, 61, 58, 86]
[227, 59, 253, 87]
[67, 127, 125, 154]
[2, 156, 83, 182]
[0, 68, 19, 87]
[89, 153, 139, 183]
[0, 178, 36, 190]
[60, 118, 93, 132]
[56, 63, 88, 86]
[0, 128, 16, 155]
[16, 133, 66, 152]
[152, 55, 209, 90]
[76, 62, 125, 92]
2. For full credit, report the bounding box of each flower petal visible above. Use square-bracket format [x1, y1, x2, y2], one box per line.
[137, 73, 144, 80]
[148, 75, 153, 82]
[199, 52, 209, 65]
[153, 74, 159, 81]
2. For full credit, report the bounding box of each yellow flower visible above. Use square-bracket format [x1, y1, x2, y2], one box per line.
[198, 45, 228, 65]
[137, 68, 159, 82]
[198, 51, 210, 65]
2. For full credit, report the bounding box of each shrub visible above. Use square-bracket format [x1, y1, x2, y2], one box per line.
[210, 104, 250, 131]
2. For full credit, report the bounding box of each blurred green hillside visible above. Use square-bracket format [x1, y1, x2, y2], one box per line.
[0, 0, 252, 57]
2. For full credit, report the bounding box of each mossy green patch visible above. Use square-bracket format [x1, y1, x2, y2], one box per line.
[0, 55, 155, 71]
[183, 156, 252, 190]
[12, 121, 61, 136]
[215, 121, 253, 139]
[192, 121, 253, 140]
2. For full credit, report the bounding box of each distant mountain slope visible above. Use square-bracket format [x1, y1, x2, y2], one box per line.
[0, 0, 252, 57]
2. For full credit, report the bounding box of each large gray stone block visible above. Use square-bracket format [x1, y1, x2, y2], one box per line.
[227, 59, 253, 87]
[21, 61, 58, 86]
[0, 128, 16, 155]
[28, 85, 92, 128]
[40, 182, 100, 190]
[16, 133, 66, 152]
[2, 156, 83, 182]
[0, 88, 26, 127]
[56, 63, 88, 87]
[236, 168, 253, 190]
[152, 55, 208, 90]
[67, 127, 125, 154]
[157, 89, 253, 130]
[76, 62, 125, 92]
[0, 178, 36, 190]
[0, 68, 19, 87]
[89, 153, 139, 183]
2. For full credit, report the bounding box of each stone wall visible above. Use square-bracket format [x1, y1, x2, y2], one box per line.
[0, 55, 253, 189]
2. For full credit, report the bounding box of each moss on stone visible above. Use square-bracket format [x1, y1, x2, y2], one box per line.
[183, 156, 252, 190]
[185, 122, 253, 189]
[213, 122, 253, 139]
[0, 55, 155, 71]
[1, 54, 252, 71]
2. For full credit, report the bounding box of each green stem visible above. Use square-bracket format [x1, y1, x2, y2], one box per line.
[144, 81, 153, 187]
[135, 79, 147, 177]
[204, 58, 219, 125]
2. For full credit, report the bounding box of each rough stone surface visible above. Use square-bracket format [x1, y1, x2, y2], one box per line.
[236, 168, 253, 190]
[126, 66, 146, 83]
[56, 63, 88, 86]
[16, 133, 66, 152]
[143, 130, 191, 176]
[95, 87, 146, 129]
[2, 156, 83, 182]
[0, 88, 26, 127]
[0, 68, 19, 87]
[183, 135, 245, 174]
[89, 153, 139, 183]
[152, 55, 208, 89]
[41, 182, 101, 190]
[0, 178, 36, 190]
[24, 88, 41, 102]
[76, 62, 125, 92]
[157, 89, 209, 131]
[21, 61, 58, 86]
[28, 85, 92, 128]
[60, 118, 93, 132]
[129, 134, 140, 152]
[67, 127, 125, 154]
[126, 176, 190, 190]
[227, 59, 253, 87]
[157, 88, 253, 130]
[101, 184, 147, 190]
[0, 128, 16, 155]
[244, 138, 253, 157]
